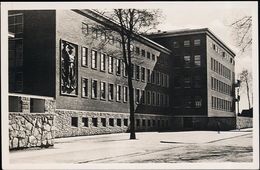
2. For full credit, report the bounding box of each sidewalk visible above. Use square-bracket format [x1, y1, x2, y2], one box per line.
[9, 129, 253, 164]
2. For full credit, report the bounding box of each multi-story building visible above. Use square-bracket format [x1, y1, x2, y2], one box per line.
[8, 10, 236, 138]
[147, 28, 236, 130]
[8, 10, 172, 138]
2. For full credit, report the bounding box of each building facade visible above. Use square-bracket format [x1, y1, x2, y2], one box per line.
[8, 10, 236, 138]
[147, 29, 236, 130]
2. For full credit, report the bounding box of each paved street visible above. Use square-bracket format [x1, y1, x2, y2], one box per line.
[10, 128, 253, 163]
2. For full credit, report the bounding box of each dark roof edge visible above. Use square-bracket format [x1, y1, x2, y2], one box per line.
[72, 9, 172, 55]
[147, 28, 236, 57]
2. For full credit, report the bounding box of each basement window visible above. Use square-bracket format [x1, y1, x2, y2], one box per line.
[71, 117, 78, 127]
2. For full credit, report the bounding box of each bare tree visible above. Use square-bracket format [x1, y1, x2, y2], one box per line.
[81, 9, 163, 139]
[230, 16, 252, 53]
[239, 69, 252, 109]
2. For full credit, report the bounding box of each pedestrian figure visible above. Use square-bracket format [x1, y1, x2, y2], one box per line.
[217, 121, 221, 134]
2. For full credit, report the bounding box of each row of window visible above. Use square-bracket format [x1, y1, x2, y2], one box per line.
[174, 75, 201, 88]
[175, 55, 201, 68]
[211, 77, 232, 96]
[211, 42, 235, 65]
[135, 46, 169, 65]
[173, 39, 201, 48]
[82, 78, 170, 107]
[173, 96, 202, 108]
[72, 117, 128, 127]
[82, 22, 169, 66]
[211, 96, 233, 112]
[211, 58, 231, 80]
[71, 116, 169, 128]
[82, 47, 170, 88]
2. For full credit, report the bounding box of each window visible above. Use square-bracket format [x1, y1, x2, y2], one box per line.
[123, 62, 127, 77]
[156, 71, 160, 85]
[91, 50, 97, 69]
[116, 85, 121, 102]
[116, 59, 121, 75]
[174, 76, 181, 88]
[160, 94, 164, 106]
[82, 47, 88, 66]
[82, 117, 88, 127]
[136, 119, 140, 127]
[108, 56, 114, 74]
[141, 49, 145, 57]
[117, 119, 122, 126]
[135, 47, 140, 55]
[184, 40, 190, 47]
[152, 92, 156, 106]
[160, 73, 164, 86]
[91, 80, 98, 99]
[71, 117, 78, 127]
[92, 118, 98, 127]
[135, 89, 140, 104]
[195, 96, 202, 108]
[156, 93, 160, 106]
[151, 70, 155, 84]
[131, 64, 135, 79]
[141, 67, 145, 82]
[82, 78, 88, 97]
[100, 82, 106, 100]
[173, 41, 179, 48]
[142, 119, 146, 127]
[8, 14, 23, 34]
[184, 96, 192, 108]
[194, 55, 201, 67]
[158, 120, 161, 128]
[141, 90, 145, 104]
[194, 39, 201, 46]
[147, 69, 151, 83]
[184, 55, 191, 67]
[148, 120, 151, 127]
[166, 75, 169, 88]
[124, 119, 128, 126]
[100, 53, 106, 71]
[147, 52, 151, 59]
[152, 54, 155, 61]
[135, 65, 140, 80]
[123, 86, 128, 103]
[108, 83, 114, 101]
[109, 118, 114, 126]
[100, 118, 106, 127]
[146, 91, 151, 105]
[184, 76, 191, 88]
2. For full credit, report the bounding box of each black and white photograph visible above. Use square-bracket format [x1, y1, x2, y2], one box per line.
[1, 1, 259, 169]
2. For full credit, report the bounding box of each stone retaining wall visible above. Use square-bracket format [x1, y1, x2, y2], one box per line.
[9, 112, 55, 150]
[236, 116, 253, 129]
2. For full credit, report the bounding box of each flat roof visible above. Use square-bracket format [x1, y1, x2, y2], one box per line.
[146, 28, 236, 57]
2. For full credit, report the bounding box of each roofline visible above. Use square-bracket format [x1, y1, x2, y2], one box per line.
[72, 9, 172, 55]
[146, 28, 236, 57]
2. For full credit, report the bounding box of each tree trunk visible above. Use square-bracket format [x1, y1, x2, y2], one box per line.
[126, 36, 136, 140]
[246, 79, 251, 109]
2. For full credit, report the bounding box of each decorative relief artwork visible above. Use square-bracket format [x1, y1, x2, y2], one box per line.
[60, 40, 78, 95]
